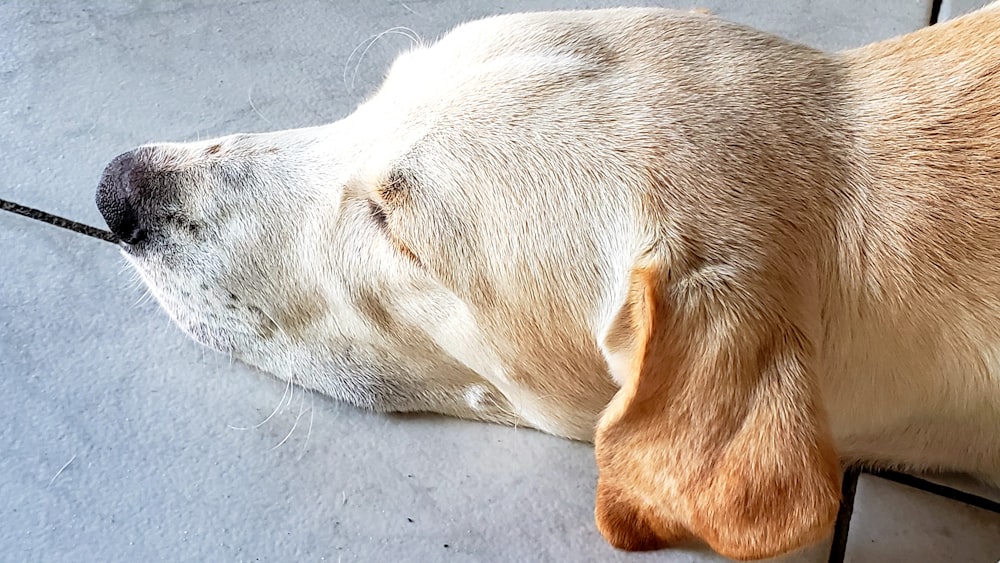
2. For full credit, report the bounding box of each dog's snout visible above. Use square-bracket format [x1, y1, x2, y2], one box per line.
[96, 151, 147, 245]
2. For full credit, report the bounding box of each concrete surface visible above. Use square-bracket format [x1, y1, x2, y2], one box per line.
[939, 0, 995, 21]
[2, 1, 999, 562]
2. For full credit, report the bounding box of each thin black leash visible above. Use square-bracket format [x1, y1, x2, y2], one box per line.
[867, 469, 1000, 514]
[929, 0, 944, 25]
[0, 198, 119, 244]
[828, 467, 861, 563]
[828, 467, 1000, 563]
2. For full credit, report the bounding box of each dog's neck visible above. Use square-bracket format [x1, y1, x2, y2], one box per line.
[815, 11, 1000, 476]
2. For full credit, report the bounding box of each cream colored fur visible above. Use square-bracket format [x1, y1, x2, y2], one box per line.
[105, 4, 1000, 559]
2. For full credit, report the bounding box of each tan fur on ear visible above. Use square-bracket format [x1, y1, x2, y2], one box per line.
[595, 257, 841, 560]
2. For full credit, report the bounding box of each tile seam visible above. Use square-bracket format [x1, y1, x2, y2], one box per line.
[930, 0, 945, 24]
[867, 469, 1000, 514]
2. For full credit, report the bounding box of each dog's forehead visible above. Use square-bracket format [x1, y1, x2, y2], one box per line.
[377, 11, 631, 107]
[342, 10, 658, 177]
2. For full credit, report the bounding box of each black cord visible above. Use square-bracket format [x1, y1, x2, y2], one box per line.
[1, 198, 119, 244]
[828, 467, 861, 563]
[867, 469, 1000, 514]
[930, 0, 944, 25]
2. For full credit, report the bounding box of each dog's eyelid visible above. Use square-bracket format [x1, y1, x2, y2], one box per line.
[365, 198, 423, 268]
[367, 198, 389, 230]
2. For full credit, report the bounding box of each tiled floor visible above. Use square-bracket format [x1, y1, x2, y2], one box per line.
[2, 1, 999, 562]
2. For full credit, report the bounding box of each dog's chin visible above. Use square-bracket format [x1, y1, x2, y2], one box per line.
[182, 322, 237, 354]
[135, 273, 243, 356]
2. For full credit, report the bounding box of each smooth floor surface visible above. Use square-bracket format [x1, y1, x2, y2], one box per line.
[2, 1, 999, 561]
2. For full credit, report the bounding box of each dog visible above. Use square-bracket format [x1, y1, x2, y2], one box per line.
[96, 4, 1000, 560]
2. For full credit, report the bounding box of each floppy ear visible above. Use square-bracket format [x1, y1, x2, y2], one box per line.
[594, 256, 841, 560]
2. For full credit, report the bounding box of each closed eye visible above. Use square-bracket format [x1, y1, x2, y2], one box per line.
[365, 198, 422, 267]
[367, 199, 389, 231]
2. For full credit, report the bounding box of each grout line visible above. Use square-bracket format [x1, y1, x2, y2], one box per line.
[0, 198, 119, 244]
[929, 0, 944, 24]
[866, 469, 1000, 514]
[827, 467, 861, 563]
[827, 466, 999, 562]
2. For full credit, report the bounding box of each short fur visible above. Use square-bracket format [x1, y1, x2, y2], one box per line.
[97, 4, 1000, 559]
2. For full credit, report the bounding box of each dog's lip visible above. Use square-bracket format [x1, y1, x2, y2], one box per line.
[116, 225, 169, 255]
[117, 238, 141, 253]
[117, 235, 154, 258]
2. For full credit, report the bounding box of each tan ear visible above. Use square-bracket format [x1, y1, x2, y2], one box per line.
[594, 257, 841, 560]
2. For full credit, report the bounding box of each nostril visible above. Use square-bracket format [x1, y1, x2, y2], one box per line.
[96, 151, 147, 245]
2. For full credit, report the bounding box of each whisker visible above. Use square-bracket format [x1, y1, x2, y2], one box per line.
[297, 392, 315, 461]
[247, 86, 273, 126]
[259, 308, 289, 340]
[271, 394, 307, 450]
[348, 34, 383, 93]
[344, 34, 378, 93]
[228, 378, 291, 431]
[348, 27, 423, 92]
[48, 454, 77, 486]
[133, 287, 155, 307]
[395, 26, 422, 45]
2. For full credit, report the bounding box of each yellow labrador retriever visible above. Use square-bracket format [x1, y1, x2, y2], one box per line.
[96, 4, 1000, 560]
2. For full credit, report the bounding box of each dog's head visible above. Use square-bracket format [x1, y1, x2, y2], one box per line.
[98, 8, 846, 559]
[93, 132, 512, 417]
[95, 8, 687, 431]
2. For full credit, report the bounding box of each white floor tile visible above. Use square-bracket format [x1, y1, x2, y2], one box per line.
[846, 475, 1000, 562]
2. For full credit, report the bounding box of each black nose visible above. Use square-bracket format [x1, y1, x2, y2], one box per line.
[96, 150, 147, 245]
